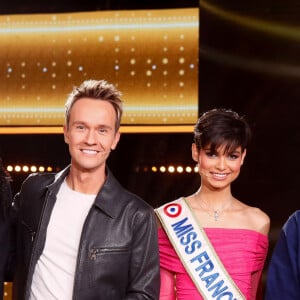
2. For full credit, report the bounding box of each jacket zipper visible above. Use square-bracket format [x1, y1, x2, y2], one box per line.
[20, 220, 36, 242]
[89, 247, 129, 260]
[72, 205, 95, 300]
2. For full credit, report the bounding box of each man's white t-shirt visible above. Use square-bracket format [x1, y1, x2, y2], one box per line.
[29, 180, 95, 300]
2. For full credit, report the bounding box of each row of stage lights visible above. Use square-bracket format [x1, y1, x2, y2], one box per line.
[5, 164, 199, 174]
[6, 165, 54, 173]
[136, 165, 199, 174]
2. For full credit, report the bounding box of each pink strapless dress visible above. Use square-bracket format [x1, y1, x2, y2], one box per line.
[158, 227, 268, 300]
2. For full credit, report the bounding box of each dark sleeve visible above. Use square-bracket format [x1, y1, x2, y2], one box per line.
[0, 169, 15, 282]
[0, 166, 12, 219]
[125, 207, 160, 300]
[3, 216, 16, 282]
[265, 211, 300, 299]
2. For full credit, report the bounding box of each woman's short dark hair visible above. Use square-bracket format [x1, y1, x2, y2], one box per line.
[194, 108, 252, 153]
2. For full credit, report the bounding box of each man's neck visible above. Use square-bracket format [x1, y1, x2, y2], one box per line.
[66, 168, 106, 195]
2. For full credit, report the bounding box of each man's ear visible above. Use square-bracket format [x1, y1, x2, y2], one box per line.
[63, 125, 69, 144]
[110, 131, 121, 151]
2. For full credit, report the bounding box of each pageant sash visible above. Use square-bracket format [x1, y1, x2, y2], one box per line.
[155, 197, 246, 300]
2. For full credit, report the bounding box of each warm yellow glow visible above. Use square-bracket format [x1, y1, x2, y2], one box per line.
[22, 165, 29, 172]
[30, 166, 37, 172]
[0, 8, 199, 128]
[6, 165, 13, 172]
[177, 166, 184, 173]
[185, 166, 192, 173]
[3, 282, 12, 299]
[6, 162, 199, 176]
[0, 125, 195, 134]
[160, 166, 166, 173]
[15, 165, 21, 172]
[168, 166, 175, 173]
[151, 166, 158, 172]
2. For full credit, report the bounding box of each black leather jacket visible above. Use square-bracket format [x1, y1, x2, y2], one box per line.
[13, 166, 160, 300]
[0, 171, 14, 298]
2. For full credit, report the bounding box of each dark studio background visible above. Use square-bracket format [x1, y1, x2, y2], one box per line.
[200, 0, 300, 243]
[1, 0, 300, 295]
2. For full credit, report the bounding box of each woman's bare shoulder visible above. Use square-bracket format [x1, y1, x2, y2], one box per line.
[243, 205, 270, 235]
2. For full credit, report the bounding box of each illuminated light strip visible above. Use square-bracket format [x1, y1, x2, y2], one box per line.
[136, 165, 198, 174]
[0, 125, 195, 134]
[0, 22, 198, 34]
[6, 164, 195, 174]
[0, 108, 64, 113]
[125, 105, 198, 112]
[200, 0, 300, 40]
[0, 105, 198, 113]
[6, 165, 53, 173]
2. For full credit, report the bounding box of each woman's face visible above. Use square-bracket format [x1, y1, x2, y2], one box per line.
[192, 143, 246, 190]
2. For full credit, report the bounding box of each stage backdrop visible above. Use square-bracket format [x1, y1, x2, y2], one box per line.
[0, 8, 199, 132]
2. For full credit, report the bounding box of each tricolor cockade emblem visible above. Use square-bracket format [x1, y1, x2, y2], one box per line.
[163, 203, 182, 218]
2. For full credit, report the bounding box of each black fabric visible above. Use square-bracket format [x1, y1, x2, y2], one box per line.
[13, 166, 160, 300]
[0, 166, 13, 299]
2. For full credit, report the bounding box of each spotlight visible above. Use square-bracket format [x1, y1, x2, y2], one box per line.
[185, 166, 192, 173]
[6, 165, 13, 172]
[177, 166, 184, 173]
[30, 166, 37, 172]
[168, 166, 175, 173]
[151, 166, 158, 172]
[15, 165, 21, 172]
[22, 166, 29, 172]
[159, 166, 166, 173]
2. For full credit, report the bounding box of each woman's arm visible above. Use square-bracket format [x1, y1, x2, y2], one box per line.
[159, 267, 176, 300]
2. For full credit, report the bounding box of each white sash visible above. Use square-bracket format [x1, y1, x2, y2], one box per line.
[155, 197, 246, 300]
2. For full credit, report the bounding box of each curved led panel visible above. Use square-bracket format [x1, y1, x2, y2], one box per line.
[0, 8, 199, 132]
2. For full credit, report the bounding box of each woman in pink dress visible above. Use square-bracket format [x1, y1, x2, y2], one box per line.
[156, 108, 270, 300]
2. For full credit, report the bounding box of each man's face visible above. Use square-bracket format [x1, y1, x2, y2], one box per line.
[63, 97, 120, 174]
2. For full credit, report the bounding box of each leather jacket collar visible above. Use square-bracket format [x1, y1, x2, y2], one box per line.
[46, 165, 124, 219]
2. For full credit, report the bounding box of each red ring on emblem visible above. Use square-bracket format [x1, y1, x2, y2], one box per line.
[164, 203, 182, 218]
